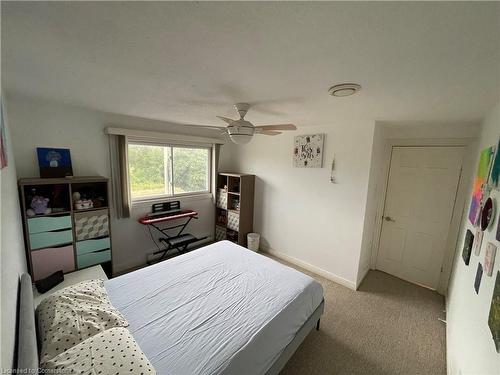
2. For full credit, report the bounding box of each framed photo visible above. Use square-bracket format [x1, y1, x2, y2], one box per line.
[488, 271, 500, 353]
[485, 242, 497, 277]
[0, 96, 7, 169]
[462, 229, 474, 265]
[37, 147, 73, 178]
[293, 134, 324, 168]
[474, 263, 483, 294]
[473, 229, 483, 256]
[468, 146, 494, 226]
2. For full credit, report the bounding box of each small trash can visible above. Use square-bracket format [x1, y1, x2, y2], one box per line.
[247, 233, 260, 252]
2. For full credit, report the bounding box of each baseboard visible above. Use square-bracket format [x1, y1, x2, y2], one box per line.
[262, 247, 357, 290]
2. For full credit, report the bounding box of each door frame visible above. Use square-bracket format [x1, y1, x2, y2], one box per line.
[369, 137, 477, 295]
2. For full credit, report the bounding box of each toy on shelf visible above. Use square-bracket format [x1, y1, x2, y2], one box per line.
[26, 196, 51, 216]
[72, 191, 94, 210]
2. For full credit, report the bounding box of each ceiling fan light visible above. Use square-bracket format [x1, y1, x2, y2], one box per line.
[230, 134, 253, 144]
[228, 124, 254, 144]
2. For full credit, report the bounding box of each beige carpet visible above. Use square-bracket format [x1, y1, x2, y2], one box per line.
[267, 256, 447, 375]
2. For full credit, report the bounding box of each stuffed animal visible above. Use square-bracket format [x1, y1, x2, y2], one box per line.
[27, 196, 51, 216]
[74, 198, 93, 210]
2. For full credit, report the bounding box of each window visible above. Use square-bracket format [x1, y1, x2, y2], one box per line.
[128, 141, 210, 201]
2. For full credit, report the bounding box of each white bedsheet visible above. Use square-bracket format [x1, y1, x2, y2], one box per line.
[105, 241, 323, 375]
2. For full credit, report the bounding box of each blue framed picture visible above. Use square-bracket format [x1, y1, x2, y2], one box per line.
[37, 147, 73, 178]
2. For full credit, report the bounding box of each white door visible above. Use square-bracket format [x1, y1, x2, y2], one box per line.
[376, 146, 464, 289]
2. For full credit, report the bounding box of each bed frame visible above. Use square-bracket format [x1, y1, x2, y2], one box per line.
[17, 272, 324, 374]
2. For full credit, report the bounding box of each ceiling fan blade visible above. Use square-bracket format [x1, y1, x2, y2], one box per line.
[216, 116, 236, 125]
[254, 124, 297, 131]
[194, 125, 227, 130]
[255, 130, 282, 136]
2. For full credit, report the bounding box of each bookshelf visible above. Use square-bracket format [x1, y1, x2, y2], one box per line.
[215, 173, 255, 247]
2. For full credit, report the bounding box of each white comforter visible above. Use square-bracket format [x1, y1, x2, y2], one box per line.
[105, 241, 323, 375]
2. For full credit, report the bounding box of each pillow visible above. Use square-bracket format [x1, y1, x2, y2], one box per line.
[37, 279, 129, 365]
[43, 327, 156, 375]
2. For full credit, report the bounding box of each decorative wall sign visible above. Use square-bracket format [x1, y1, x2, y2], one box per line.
[481, 197, 495, 231]
[474, 263, 483, 294]
[469, 146, 494, 226]
[293, 134, 324, 168]
[490, 138, 500, 190]
[37, 147, 73, 178]
[488, 271, 500, 353]
[473, 229, 484, 256]
[485, 242, 497, 277]
[462, 229, 474, 265]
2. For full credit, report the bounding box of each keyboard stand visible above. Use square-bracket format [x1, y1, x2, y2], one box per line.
[138, 210, 207, 264]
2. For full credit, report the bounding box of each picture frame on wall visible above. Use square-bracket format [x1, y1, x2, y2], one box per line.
[37, 147, 73, 178]
[462, 229, 474, 266]
[0, 96, 7, 169]
[490, 138, 500, 190]
[468, 146, 494, 226]
[473, 229, 484, 256]
[293, 134, 324, 168]
[485, 242, 497, 277]
[488, 271, 500, 353]
[474, 263, 483, 294]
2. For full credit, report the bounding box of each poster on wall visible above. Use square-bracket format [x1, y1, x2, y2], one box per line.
[485, 242, 497, 277]
[468, 146, 494, 226]
[474, 263, 483, 294]
[293, 134, 324, 168]
[0, 97, 7, 169]
[488, 271, 500, 353]
[473, 229, 484, 256]
[37, 147, 73, 178]
[490, 138, 500, 190]
[462, 229, 474, 265]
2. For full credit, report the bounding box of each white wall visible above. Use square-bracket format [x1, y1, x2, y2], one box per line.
[1, 97, 28, 370]
[220, 121, 375, 289]
[447, 101, 500, 375]
[6, 93, 221, 273]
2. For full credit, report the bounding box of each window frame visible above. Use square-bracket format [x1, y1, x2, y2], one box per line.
[127, 139, 212, 204]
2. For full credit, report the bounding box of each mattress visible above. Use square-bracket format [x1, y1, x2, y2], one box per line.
[105, 240, 324, 375]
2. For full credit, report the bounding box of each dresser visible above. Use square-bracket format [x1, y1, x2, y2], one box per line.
[18, 176, 113, 281]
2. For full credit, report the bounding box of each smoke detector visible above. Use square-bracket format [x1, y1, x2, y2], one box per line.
[328, 83, 361, 97]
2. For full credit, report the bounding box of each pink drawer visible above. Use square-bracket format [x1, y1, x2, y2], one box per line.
[31, 245, 75, 281]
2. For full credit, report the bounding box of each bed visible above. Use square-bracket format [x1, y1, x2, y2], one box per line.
[18, 240, 324, 374]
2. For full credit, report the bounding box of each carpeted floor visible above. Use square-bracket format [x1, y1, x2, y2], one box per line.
[268, 256, 447, 375]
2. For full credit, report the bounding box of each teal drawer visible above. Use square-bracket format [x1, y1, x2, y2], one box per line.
[76, 237, 110, 256]
[28, 215, 72, 234]
[77, 249, 111, 269]
[30, 230, 73, 250]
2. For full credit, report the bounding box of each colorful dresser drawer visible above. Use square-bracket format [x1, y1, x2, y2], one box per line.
[29, 229, 73, 250]
[74, 209, 109, 241]
[28, 215, 72, 234]
[76, 237, 111, 256]
[77, 249, 111, 269]
[30, 245, 75, 281]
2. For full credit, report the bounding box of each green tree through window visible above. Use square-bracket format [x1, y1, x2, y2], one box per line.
[128, 143, 210, 200]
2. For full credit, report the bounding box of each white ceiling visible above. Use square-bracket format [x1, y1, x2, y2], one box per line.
[2, 2, 499, 128]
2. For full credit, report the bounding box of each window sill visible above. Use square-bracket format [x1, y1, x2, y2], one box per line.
[131, 192, 213, 208]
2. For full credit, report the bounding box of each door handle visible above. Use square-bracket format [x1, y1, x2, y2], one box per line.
[384, 216, 396, 222]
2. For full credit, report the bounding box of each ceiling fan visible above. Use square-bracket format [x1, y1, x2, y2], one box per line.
[203, 103, 297, 144]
